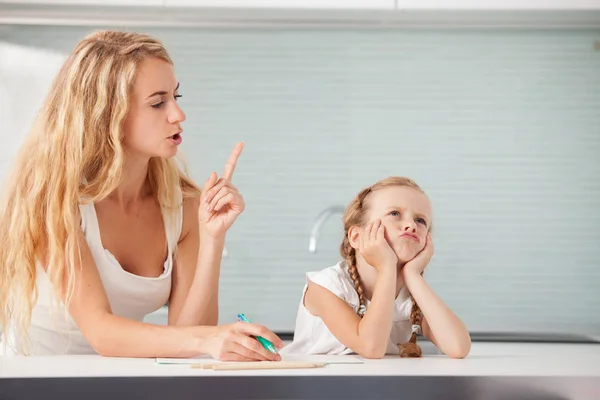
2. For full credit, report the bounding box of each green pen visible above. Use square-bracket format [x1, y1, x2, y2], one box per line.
[237, 313, 278, 354]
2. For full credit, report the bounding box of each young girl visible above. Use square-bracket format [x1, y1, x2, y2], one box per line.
[283, 177, 470, 359]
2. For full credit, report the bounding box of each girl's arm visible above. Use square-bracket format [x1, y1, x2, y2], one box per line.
[404, 272, 471, 358]
[305, 267, 396, 359]
[304, 220, 398, 359]
[401, 234, 471, 359]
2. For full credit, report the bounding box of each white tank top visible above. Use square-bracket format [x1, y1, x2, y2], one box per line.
[281, 261, 414, 356]
[1, 195, 183, 355]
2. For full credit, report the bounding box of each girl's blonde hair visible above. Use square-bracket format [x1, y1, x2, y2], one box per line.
[0, 30, 200, 354]
[339, 176, 430, 358]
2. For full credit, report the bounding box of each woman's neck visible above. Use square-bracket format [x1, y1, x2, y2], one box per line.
[107, 156, 153, 211]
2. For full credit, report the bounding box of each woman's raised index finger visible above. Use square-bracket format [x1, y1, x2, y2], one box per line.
[222, 142, 244, 181]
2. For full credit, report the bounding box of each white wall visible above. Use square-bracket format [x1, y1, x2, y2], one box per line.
[0, 42, 65, 183]
[1, 25, 599, 336]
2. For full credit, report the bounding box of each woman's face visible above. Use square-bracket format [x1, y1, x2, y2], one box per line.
[122, 56, 186, 159]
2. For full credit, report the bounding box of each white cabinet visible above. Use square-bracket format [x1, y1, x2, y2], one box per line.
[163, 1, 394, 10]
[3, 0, 599, 10]
[2, 0, 599, 26]
[0, 0, 163, 6]
[396, 0, 600, 10]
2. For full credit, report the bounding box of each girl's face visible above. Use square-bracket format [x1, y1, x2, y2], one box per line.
[365, 186, 432, 263]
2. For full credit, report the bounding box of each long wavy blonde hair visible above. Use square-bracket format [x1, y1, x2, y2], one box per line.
[0, 30, 200, 354]
[340, 176, 431, 358]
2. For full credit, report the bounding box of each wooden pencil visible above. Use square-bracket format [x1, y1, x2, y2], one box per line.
[191, 361, 327, 370]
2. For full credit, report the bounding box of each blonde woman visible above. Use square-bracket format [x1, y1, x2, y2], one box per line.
[0, 30, 283, 360]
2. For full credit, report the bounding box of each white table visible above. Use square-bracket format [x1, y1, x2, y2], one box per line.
[1, 342, 600, 399]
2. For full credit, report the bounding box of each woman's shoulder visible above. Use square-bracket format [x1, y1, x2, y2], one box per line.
[177, 191, 200, 242]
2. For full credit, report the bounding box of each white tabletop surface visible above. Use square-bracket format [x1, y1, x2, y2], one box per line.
[1, 342, 599, 378]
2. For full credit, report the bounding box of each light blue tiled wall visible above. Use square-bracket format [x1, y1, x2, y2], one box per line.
[2, 25, 599, 334]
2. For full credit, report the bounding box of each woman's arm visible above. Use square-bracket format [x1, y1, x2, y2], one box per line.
[60, 229, 281, 360]
[168, 196, 222, 326]
[169, 143, 245, 326]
